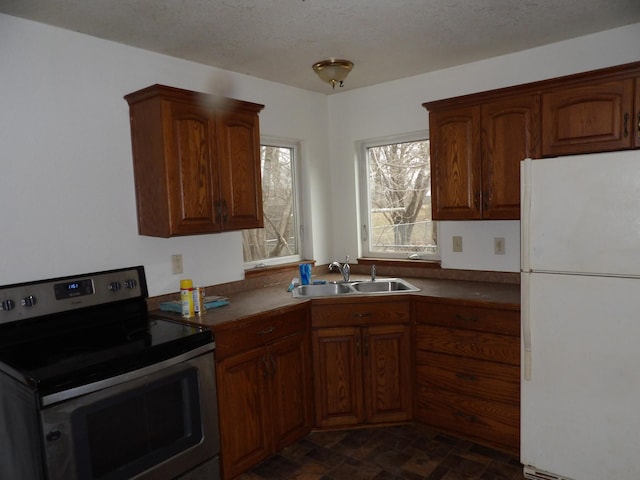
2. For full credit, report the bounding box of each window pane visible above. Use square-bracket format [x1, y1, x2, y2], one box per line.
[243, 145, 298, 262]
[365, 139, 437, 256]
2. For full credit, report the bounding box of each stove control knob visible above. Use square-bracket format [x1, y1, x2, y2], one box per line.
[22, 295, 37, 307]
[108, 281, 122, 292]
[1, 299, 15, 311]
[124, 279, 138, 289]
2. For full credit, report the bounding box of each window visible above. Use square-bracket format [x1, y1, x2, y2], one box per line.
[358, 132, 438, 260]
[243, 138, 301, 266]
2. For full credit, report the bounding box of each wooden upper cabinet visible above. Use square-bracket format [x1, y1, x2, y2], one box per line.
[166, 99, 220, 234]
[429, 106, 482, 220]
[125, 84, 264, 237]
[426, 62, 640, 221]
[216, 107, 264, 231]
[481, 94, 540, 219]
[427, 95, 539, 220]
[541, 78, 636, 155]
[636, 77, 640, 149]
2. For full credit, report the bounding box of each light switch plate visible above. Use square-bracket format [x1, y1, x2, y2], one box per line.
[452, 236, 463, 253]
[494, 237, 505, 255]
[171, 254, 183, 274]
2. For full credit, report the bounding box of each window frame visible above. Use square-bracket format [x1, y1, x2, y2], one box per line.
[357, 130, 439, 261]
[243, 136, 303, 268]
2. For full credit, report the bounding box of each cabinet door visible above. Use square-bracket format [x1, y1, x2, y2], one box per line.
[312, 327, 364, 427]
[635, 77, 640, 149]
[481, 95, 540, 219]
[362, 324, 412, 423]
[429, 106, 482, 220]
[166, 100, 222, 234]
[216, 347, 271, 480]
[541, 78, 635, 155]
[269, 332, 312, 450]
[216, 108, 264, 231]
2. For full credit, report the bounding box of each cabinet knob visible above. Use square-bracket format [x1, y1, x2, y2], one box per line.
[222, 200, 229, 223]
[624, 112, 629, 137]
[455, 313, 478, 322]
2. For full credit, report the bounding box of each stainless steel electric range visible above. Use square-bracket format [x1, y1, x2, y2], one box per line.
[0, 266, 220, 480]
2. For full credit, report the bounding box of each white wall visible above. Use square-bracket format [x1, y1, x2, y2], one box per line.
[0, 13, 329, 295]
[328, 23, 640, 273]
[1, 13, 639, 294]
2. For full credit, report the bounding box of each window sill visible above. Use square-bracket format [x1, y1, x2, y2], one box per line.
[356, 258, 441, 270]
[244, 260, 315, 279]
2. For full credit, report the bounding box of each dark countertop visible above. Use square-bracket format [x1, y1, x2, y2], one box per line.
[154, 275, 520, 332]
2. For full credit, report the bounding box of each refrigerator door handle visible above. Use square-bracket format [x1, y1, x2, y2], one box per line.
[521, 273, 532, 381]
[521, 158, 532, 273]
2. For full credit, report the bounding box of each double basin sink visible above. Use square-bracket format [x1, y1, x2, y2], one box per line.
[292, 278, 420, 298]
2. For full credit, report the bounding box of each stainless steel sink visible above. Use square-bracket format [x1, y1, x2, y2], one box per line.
[292, 282, 356, 297]
[350, 279, 419, 293]
[291, 278, 419, 298]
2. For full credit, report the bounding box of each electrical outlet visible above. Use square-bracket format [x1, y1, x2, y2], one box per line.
[494, 237, 505, 255]
[452, 236, 463, 253]
[171, 254, 183, 274]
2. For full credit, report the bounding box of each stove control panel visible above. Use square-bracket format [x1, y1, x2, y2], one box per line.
[0, 266, 147, 325]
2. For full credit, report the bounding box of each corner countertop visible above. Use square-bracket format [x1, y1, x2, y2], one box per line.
[153, 275, 520, 332]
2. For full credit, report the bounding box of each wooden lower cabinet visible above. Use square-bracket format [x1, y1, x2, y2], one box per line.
[311, 300, 412, 428]
[414, 299, 520, 455]
[215, 306, 312, 480]
[215, 295, 521, 478]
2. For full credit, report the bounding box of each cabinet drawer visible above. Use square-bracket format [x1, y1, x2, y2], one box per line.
[215, 306, 309, 360]
[416, 386, 519, 453]
[416, 325, 519, 366]
[416, 351, 519, 404]
[415, 301, 519, 336]
[311, 301, 410, 327]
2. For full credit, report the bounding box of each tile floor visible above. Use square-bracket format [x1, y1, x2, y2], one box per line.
[237, 424, 524, 480]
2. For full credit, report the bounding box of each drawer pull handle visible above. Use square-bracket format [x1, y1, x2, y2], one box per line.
[353, 312, 372, 318]
[456, 373, 478, 381]
[637, 112, 640, 138]
[455, 411, 478, 423]
[257, 326, 275, 335]
[270, 355, 276, 377]
[356, 337, 361, 356]
[455, 313, 478, 322]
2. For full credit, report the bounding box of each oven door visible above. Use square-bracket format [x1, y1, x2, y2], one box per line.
[40, 346, 219, 480]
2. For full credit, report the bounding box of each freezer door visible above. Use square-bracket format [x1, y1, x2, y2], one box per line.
[522, 151, 640, 276]
[521, 272, 640, 480]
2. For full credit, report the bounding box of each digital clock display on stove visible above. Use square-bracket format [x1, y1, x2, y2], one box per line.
[54, 279, 94, 300]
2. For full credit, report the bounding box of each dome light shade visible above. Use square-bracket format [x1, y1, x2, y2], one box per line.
[312, 59, 354, 89]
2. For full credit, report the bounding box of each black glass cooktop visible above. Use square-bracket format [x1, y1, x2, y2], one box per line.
[0, 300, 212, 396]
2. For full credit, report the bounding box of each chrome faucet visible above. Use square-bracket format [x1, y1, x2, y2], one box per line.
[329, 256, 351, 282]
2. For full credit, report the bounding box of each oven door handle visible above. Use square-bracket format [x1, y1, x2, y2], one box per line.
[41, 342, 215, 407]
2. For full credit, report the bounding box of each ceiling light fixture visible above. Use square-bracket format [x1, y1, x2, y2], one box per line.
[312, 59, 354, 89]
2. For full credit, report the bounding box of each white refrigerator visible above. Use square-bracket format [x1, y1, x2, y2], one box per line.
[520, 151, 640, 480]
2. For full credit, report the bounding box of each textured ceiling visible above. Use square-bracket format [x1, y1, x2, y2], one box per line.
[2, 0, 640, 93]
